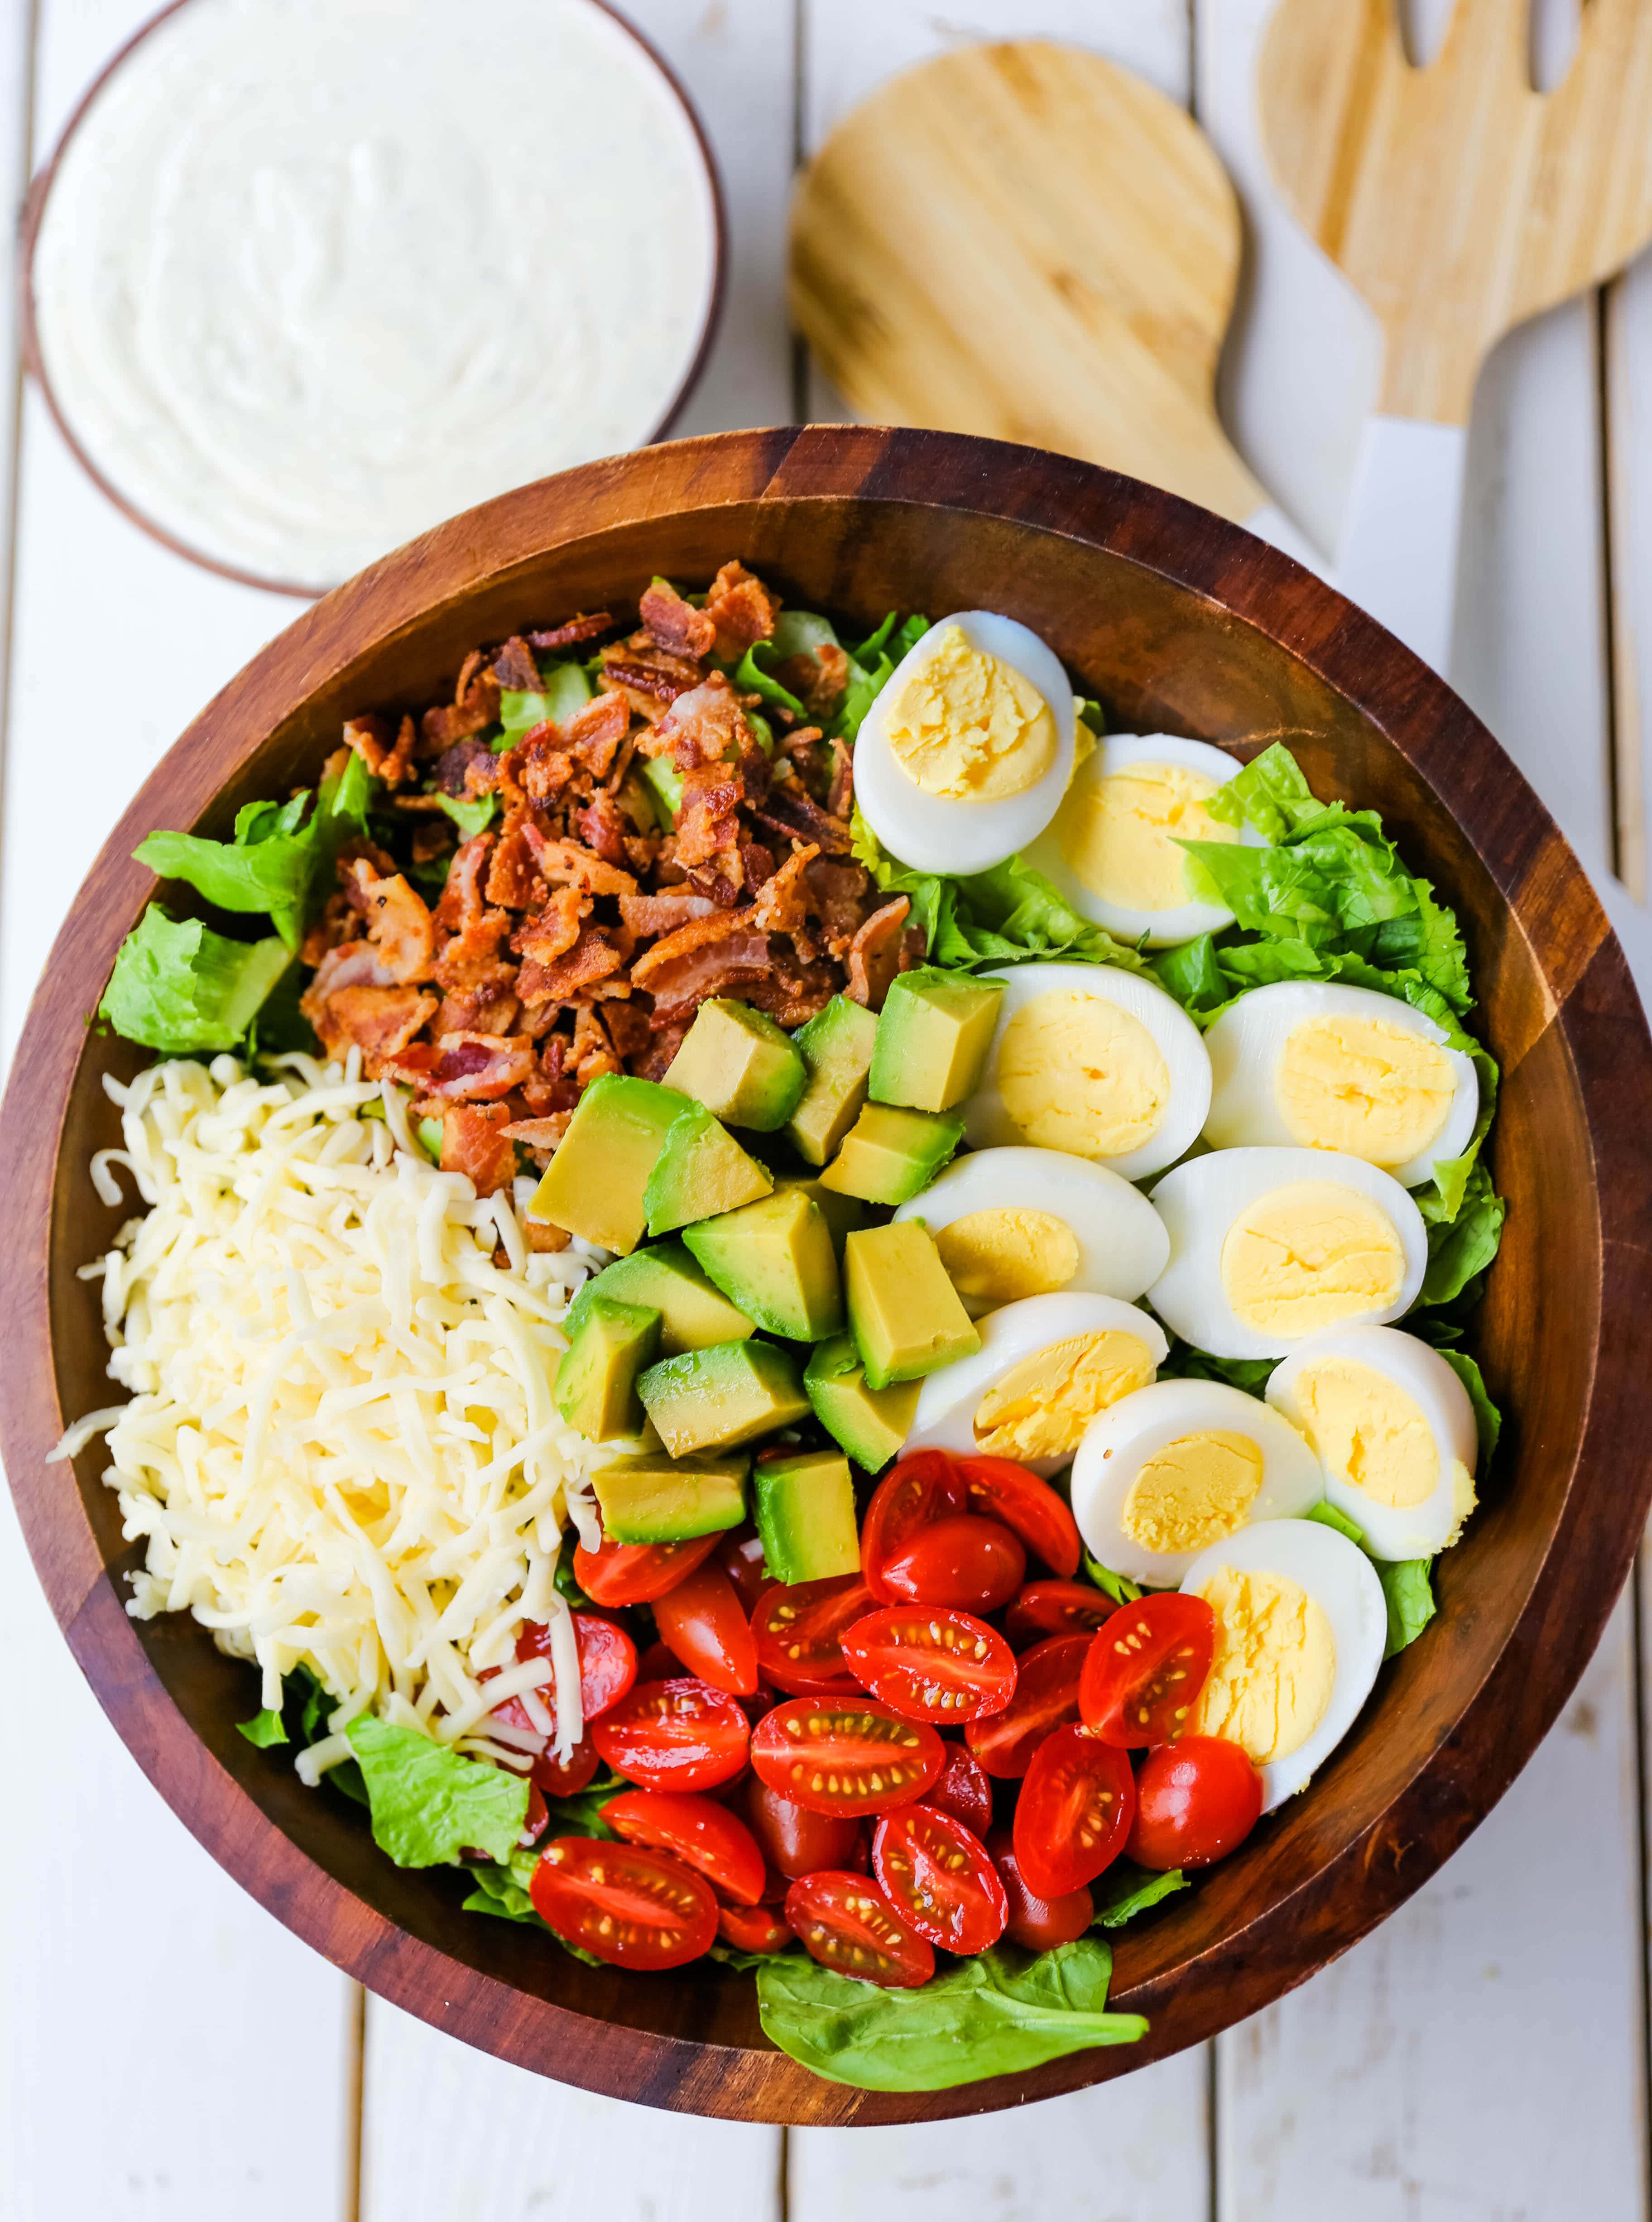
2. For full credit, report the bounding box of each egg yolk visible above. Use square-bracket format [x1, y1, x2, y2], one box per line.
[972, 1329, 1155, 1459]
[1221, 1181, 1406, 1339]
[998, 991, 1170, 1158]
[882, 624, 1058, 801]
[935, 1208, 1079, 1305]
[1120, 1430, 1264, 1555]
[1060, 761, 1237, 912]
[1277, 1013, 1455, 1166]
[1191, 1564, 1336, 1766]
[1292, 1356, 1437, 1508]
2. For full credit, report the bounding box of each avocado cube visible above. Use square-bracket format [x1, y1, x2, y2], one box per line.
[643, 1102, 773, 1236]
[771, 1172, 869, 1255]
[637, 1338, 812, 1456]
[844, 1221, 980, 1390]
[563, 1240, 755, 1356]
[805, 1333, 922, 1471]
[784, 995, 879, 1167]
[590, 1450, 749, 1544]
[529, 1074, 689, 1255]
[754, 1446, 862, 1584]
[869, 968, 1004, 1113]
[682, 1187, 844, 1342]
[818, 1102, 965, 1206]
[663, 999, 808, 1132]
[554, 1297, 661, 1442]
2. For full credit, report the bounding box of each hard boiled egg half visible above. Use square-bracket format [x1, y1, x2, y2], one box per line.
[1070, 1377, 1323, 1585]
[902, 1291, 1168, 1478]
[1180, 1518, 1387, 1810]
[1205, 980, 1479, 1187]
[1023, 734, 1263, 945]
[965, 962, 1212, 1182]
[1267, 1325, 1479, 1560]
[852, 612, 1077, 874]
[891, 1145, 1170, 1314]
[1148, 1146, 1428, 1360]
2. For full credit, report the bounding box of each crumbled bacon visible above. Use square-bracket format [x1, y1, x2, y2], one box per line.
[566, 691, 631, 778]
[675, 763, 744, 870]
[440, 1103, 517, 1195]
[527, 611, 612, 652]
[305, 984, 438, 1071]
[342, 857, 435, 984]
[491, 636, 542, 692]
[754, 782, 854, 855]
[827, 738, 854, 821]
[513, 886, 586, 965]
[342, 713, 414, 790]
[573, 791, 632, 868]
[773, 643, 851, 722]
[845, 897, 913, 1012]
[521, 829, 636, 897]
[386, 1032, 538, 1102]
[599, 642, 702, 710]
[620, 890, 717, 938]
[750, 842, 819, 939]
[516, 925, 625, 1004]
[705, 560, 779, 661]
[640, 578, 718, 660]
[645, 677, 749, 772]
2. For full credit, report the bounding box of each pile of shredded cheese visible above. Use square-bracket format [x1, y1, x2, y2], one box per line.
[53, 1052, 608, 1781]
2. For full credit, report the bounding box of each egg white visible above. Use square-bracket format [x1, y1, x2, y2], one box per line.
[902, 1291, 1168, 1478]
[1179, 1517, 1388, 1809]
[1266, 1324, 1479, 1560]
[891, 1145, 1170, 1305]
[1148, 1145, 1428, 1360]
[965, 960, 1213, 1182]
[853, 610, 1078, 874]
[1070, 1377, 1324, 1585]
[1204, 980, 1480, 1186]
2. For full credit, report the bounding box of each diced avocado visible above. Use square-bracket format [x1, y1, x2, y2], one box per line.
[590, 1450, 749, 1544]
[869, 968, 1004, 1113]
[637, 1338, 812, 1456]
[663, 999, 808, 1132]
[818, 1102, 965, 1206]
[529, 1074, 689, 1255]
[771, 1172, 869, 1255]
[785, 995, 879, 1167]
[805, 1333, 921, 1471]
[682, 1187, 844, 1341]
[754, 1446, 862, 1584]
[642, 1102, 773, 1236]
[554, 1297, 661, 1442]
[563, 1241, 755, 1355]
[844, 1221, 980, 1390]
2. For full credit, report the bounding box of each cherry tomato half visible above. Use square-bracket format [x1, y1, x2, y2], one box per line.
[718, 1526, 774, 1613]
[965, 1633, 1090, 1779]
[1013, 1725, 1136, 1898]
[956, 1456, 1082, 1578]
[860, 1450, 967, 1602]
[1079, 1593, 1217, 1747]
[784, 1871, 936, 1988]
[716, 1900, 793, 1955]
[752, 1576, 876, 1694]
[741, 1777, 865, 1879]
[529, 1837, 717, 1969]
[590, 1678, 750, 1793]
[840, 1605, 1017, 1723]
[604, 1788, 767, 1905]
[529, 1736, 599, 1799]
[1005, 1580, 1124, 1648]
[1127, 1737, 1264, 1870]
[634, 1641, 681, 1684]
[921, 1746, 995, 1838]
[751, 1696, 944, 1816]
[873, 1804, 1008, 1953]
[986, 1825, 1094, 1951]
[652, 1556, 759, 1697]
[879, 1516, 1025, 1613]
[575, 1531, 720, 1607]
[514, 1611, 638, 1720]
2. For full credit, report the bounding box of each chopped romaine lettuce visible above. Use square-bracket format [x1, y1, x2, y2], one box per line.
[98, 906, 290, 1054]
[346, 1715, 528, 1867]
[497, 658, 591, 740]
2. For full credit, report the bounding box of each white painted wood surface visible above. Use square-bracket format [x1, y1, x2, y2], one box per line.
[1, 4, 1648, 2218]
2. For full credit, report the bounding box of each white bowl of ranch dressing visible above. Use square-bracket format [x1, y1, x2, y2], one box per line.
[25, 0, 724, 595]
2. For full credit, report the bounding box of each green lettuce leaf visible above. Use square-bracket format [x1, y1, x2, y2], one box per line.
[1076, 697, 1106, 734]
[498, 658, 591, 739]
[98, 906, 291, 1054]
[733, 642, 806, 718]
[1179, 819, 1417, 947]
[1306, 1500, 1367, 1545]
[850, 610, 898, 665]
[1091, 1861, 1187, 1928]
[1082, 1555, 1143, 1606]
[709, 1941, 798, 1970]
[437, 791, 499, 839]
[1436, 1346, 1501, 1461]
[346, 1715, 528, 1867]
[769, 610, 842, 658]
[1418, 1164, 1506, 1307]
[1159, 1340, 1275, 1395]
[236, 1706, 288, 1748]
[1378, 1559, 1436, 1657]
[832, 650, 895, 743]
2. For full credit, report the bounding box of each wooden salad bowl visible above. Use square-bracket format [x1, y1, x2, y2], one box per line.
[3, 426, 1649, 2125]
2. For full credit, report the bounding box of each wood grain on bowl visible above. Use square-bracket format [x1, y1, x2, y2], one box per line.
[1, 425, 1648, 2126]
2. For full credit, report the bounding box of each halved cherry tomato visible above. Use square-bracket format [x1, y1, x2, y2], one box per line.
[873, 1804, 1008, 1953]
[741, 1777, 865, 1878]
[575, 1531, 720, 1607]
[716, 1900, 793, 1954]
[1126, 1737, 1264, 1870]
[921, 1745, 994, 1838]
[718, 1526, 774, 1613]
[784, 1870, 936, 1987]
[986, 1825, 1094, 1951]
[751, 1696, 944, 1816]
[879, 1516, 1025, 1613]
[590, 1678, 750, 1792]
[604, 1788, 767, 1905]
[1079, 1593, 1216, 1746]
[513, 1611, 638, 1720]
[956, 1455, 1082, 1577]
[529, 1736, 599, 1799]
[1013, 1725, 1136, 1898]
[860, 1450, 967, 1602]
[965, 1633, 1090, 1778]
[840, 1605, 1017, 1723]
[634, 1640, 681, 1684]
[1005, 1579, 1124, 1648]
[752, 1576, 875, 1694]
[529, 1836, 716, 1969]
[652, 1557, 759, 1696]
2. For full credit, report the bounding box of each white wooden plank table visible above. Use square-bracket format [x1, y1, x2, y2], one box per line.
[0, 5, 1648, 2219]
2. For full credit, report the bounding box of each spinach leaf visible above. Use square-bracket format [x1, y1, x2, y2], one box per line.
[1435, 1346, 1502, 1462]
[98, 906, 291, 1054]
[1091, 1861, 1187, 1928]
[1378, 1559, 1436, 1657]
[346, 1715, 528, 1867]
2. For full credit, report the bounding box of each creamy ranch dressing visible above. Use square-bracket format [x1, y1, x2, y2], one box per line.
[33, 0, 717, 590]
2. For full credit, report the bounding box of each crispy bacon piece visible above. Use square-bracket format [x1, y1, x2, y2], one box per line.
[306, 984, 438, 1071]
[342, 857, 435, 984]
[705, 560, 779, 661]
[645, 931, 773, 1024]
[629, 908, 762, 987]
[644, 676, 749, 773]
[599, 642, 703, 710]
[516, 926, 626, 1005]
[434, 981, 520, 1037]
[845, 897, 913, 1012]
[618, 890, 716, 937]
[512, 726, 576, 807]
[422, 680, 499, 752]
[640, 578, 717, 660]
[386, 1032, 538, 1102]
[573, 792, 632, 869]
[513, 886, 586, 965]
[342, 713, 414, 790]
[501, 1113, 572, 1152]
[491, 636, 541, 692]
[675, 763, 744, 870]
[485, 809, 547, 909]
[771, 643, 851, 722]
[439, 1102, 517, 1196]
[602, 1000, 654, 1062]
[305, 940, 393, 1000]
[827, 737, 854, 821]
[571, 1004, 621, 1085]
[527, 611, 612, 652]
[750, 842, 819, 937]
[754, 781, 854, 855]
[565, 691, 631, 778]
[435, 733, 498, 797]
[805, 856, 874, 945]
[521, 828, 636, 896]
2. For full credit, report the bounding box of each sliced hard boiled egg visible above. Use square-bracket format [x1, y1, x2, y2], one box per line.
[965, 961, 1212, 1182]
[1204, 980, 1479, 1187]
[1180, 1517, 1387, 1810]
[1023, 734, 1262, 945]
[1266, 1324, 1479, 1560]
[852, 611, 1077, 874]
[1070, 1377, 1323, 1586]
[891, 1145, 1170, 1312]
[1148, 1145, 1427, 1360]
[902, 1291, 1168, 1478]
